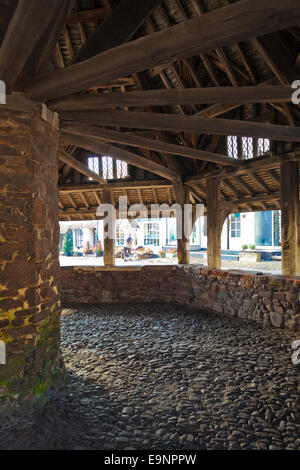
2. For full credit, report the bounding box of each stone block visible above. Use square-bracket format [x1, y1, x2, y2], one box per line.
[270, 312, 284, 328]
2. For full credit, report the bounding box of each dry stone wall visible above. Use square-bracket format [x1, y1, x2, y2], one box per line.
[60, 265, 300, 331]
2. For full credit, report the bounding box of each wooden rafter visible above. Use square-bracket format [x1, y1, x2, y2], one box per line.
[24, 0, 300, 101]
[185, 153, 300, 183]
[61, 122, 241, 167]
[23, 0, 73, 78]
[0, 0, 62, 90]
[61, 109, 300, 142]
[50, 85, 293, 111]
[59, 180, 173, 192]
[61, 132, 181, 182]
[67, 8, 108, 23]
[59, 148, 107, 184]
[74, 0, 160, 63]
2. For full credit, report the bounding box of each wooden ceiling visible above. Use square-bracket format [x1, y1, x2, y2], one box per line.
[0, 0, 300, 220]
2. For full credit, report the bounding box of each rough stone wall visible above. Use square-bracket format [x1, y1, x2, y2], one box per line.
[0, 104, 63, 409]
[60, 266, 177, 304]
[176, 266, 300, 331]
[60, 265, 300, 331]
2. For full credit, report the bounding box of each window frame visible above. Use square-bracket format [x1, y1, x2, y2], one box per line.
[87, 155, 128, 180]
[74, 229, 83, 248]
[230, 214, 241, 238]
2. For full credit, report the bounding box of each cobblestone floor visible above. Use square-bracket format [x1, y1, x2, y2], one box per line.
[0, 303, 299, 450]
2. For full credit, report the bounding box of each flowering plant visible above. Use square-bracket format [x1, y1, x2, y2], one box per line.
[83, 241, 91, 254]
[92, 241, 103, 256]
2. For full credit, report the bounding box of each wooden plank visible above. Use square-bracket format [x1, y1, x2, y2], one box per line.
[22, 0, 73, 77]
[62, 25, 74, 61]
[186, 154, 300, 183]
[68, 194, 78, 209]
[80, 192, 89, 209]
[223, 191, 280, 206]
[24, 0, 300, 101]
[253, 34, 298, 86]
[50, 85, 293, 110]
[67, 8, 108, 23]
[56, 44, 65, 69]
[251, 172, 271, 194]
[61, 109, 300, 142]
[74, 0, 160, 63]
[61, 132, 180, 181]
[0, 0, 61, 90]
[94, 191, 101, 205]
[207, 178, 222, 269]
[280, 161, 299, 276]
[216, 48, 238, 87]
[195, 103, 241, 118]
[173, 182, 191, 264]
[58, 148, 107, 184]
[201, 53, 220, 87]
[58, 199, 65, 210]
[102, 189, 115, 267]
[59, 180, 172, 192]
[62, 122, 241, 167]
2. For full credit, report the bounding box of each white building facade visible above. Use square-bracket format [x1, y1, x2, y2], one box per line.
[60, 210, 281, 255]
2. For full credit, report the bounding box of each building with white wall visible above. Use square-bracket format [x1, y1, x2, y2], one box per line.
[198, 210, 281, 251]
[59, 210, 281, 255]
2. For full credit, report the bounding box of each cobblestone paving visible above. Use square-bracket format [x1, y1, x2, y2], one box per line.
[0, 303, 299, 450]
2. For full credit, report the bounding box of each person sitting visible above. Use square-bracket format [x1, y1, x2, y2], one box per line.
[123, 234, 133, 260]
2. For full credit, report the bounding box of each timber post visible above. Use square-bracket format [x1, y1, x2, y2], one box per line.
[173, 182, 191, 264]
[207, 177, 223, 269]
[280, 160, 299, 276]
[102, 188, 116, 267]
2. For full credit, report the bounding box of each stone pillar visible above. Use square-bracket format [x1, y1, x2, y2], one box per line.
[173, 182, 191, 265]
[0, 98, 63, 410]
[280, 160, 299, 276]
[102, 189, 115, 266]
[206, 177, 225, 270]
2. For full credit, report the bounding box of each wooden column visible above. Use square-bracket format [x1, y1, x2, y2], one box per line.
[207, 177, 223, 269]
[280, 161, 299, 276]
[102, 189, 115, 266]
[173, 182, 191, 264]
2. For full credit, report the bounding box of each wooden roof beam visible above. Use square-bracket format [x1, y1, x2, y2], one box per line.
[24, 0, 300, 101]
[185, 153, 300, 183]
[67, 8, 108, 23]
[50, 85, 293, 111]
[223, 191, 280, 207]
[61, 109, 300, 143]
[0, 0, 62, 90]
[58, 148, 107, 184]
[80, 192, 90, 209]
[61, 132, 181, 182]
[61, 122, 241, 167]
[74, 0, 160, 63]
[23, 0, 73, 78]
[59, 180, 173, 192]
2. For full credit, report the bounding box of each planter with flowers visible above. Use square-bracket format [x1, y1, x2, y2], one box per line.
[92, 241, 103, 257]
[239, 244, 261, 262]
[166, 247, 177, 258]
